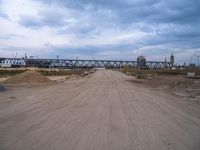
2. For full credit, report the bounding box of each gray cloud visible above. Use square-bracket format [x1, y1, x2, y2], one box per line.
[36, 0, 200, 24]
[0, 11, 10, 20]
[18, 9, 67, 28]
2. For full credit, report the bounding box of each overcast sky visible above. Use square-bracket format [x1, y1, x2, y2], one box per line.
[0, 0, 200, 63]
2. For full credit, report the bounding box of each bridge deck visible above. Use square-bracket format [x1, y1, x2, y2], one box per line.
[0, 58, 172, 69]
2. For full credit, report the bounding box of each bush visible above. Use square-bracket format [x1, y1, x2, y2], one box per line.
[136, 73, 146, 79]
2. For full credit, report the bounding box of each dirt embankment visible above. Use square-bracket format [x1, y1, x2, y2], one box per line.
[0, 68, 93, 77]
[128, 74, 200, 103]
[122, 68, 200, 103]
[2, 70, 54, 85]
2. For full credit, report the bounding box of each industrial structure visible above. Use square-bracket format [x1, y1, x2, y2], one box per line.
[137, 56, 147, 68]
[0, 55, 174, 69]
[170, 53, 175, 66]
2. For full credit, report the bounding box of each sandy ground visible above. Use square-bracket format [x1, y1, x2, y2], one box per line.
[0, 70, 200, 150]
[129, 74, 200, 103]
[47, 76, 67, 81]
[0, 78, 7, 82]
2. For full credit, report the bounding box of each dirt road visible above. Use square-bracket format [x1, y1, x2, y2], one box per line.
[0, 70, 200, 150]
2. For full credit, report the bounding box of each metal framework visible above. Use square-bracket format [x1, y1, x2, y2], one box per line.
[0, 58, 173, 69]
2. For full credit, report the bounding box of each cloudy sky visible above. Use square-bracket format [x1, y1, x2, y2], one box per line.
[0, 0, 200, 64]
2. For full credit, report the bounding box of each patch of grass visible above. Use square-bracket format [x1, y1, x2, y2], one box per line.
[136, 73, 146, 79]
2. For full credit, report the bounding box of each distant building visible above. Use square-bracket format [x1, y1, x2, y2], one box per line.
[137, 56, 146, 68]
[170, 53, 175, 66]
[25, 53, 27, 59]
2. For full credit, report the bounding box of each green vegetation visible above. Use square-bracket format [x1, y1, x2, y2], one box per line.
[136, 73, 147, 79]
[0, 69, 27, 77]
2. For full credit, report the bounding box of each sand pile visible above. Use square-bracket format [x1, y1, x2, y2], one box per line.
[3, 70, 53, 85]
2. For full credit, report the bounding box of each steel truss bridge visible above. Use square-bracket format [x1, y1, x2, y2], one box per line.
[0, 58, 173, 69]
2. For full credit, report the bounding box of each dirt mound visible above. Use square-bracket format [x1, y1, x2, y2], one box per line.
[3, 70, 53, 85]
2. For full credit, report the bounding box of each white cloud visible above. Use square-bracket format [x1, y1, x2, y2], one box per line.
[1, 0, 40, 21]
